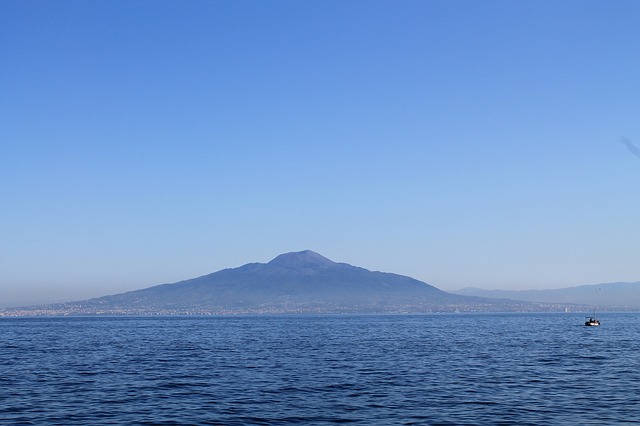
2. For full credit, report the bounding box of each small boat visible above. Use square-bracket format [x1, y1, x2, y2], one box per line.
[584, 316, 600, 326]
[585, 300, 600, 326]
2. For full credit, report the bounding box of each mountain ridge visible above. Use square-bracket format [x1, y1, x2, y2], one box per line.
[453, 281, 640, 308]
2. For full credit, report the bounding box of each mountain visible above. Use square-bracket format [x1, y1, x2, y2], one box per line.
[3, 250, 552, 315]
[453, 282, 640, 309]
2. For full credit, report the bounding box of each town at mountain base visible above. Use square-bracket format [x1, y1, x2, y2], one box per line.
[4, 250, 636, 316]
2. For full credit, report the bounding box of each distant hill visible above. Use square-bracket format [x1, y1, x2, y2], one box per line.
[3, 250, 558, 315]
[453, 282, 640, 309]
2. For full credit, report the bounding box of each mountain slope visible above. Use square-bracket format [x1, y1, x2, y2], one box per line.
[86, 250, 469, 312]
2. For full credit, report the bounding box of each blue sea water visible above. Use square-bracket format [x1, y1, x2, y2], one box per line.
[1, 313, 639, 425]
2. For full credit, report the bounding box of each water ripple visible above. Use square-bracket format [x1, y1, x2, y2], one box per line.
[2, 314, 640, 424]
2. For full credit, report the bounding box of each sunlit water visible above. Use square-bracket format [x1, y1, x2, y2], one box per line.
[2, 313, 639, 424]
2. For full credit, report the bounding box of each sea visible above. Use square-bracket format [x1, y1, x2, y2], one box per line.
[2, 313, 639, 425]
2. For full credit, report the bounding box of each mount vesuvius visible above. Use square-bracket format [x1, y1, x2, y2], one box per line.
[8, 250, 544, 315]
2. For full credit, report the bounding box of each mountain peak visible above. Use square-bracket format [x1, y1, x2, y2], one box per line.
[267, 250, 336, 269]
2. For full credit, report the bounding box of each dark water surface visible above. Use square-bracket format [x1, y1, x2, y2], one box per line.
[2, 313, 639, 425]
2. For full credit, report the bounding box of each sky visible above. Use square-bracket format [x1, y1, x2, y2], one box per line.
[2, 0, 640, 306]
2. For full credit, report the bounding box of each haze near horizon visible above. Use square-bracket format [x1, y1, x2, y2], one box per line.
[2, 1, 640, 307]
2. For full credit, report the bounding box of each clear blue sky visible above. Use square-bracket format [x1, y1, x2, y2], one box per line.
[2, 0, 640, 306]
